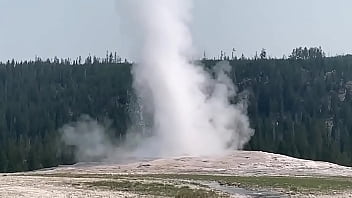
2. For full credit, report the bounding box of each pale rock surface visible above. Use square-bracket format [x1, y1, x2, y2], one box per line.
[1, 151, 352, 198]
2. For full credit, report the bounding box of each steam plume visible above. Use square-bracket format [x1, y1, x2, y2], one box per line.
[61, 0, 254, 161]
[127, 0, 254, 157]
[60, 115, 114, 162]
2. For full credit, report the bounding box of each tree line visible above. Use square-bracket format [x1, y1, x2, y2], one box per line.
[0, 47, 352, 172]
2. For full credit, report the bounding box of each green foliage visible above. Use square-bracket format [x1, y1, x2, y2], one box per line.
[205, 53, 352, 166]
[0, 59, 133, 172]
[1, 48, 352, 172]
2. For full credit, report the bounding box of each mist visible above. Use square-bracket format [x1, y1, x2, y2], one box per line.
[61, 0, 254, 161]
[60, 115, 114, 162]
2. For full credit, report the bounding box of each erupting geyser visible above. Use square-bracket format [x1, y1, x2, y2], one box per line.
[61, 0, 254, 161]
[128, 0, 254, 157]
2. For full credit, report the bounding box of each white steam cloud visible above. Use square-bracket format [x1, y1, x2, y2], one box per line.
[61, 0, 254, 161]
[128, 0, 254, 157]
[60, 115, 114, 162]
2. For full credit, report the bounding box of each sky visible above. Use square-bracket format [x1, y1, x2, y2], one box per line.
[1, 0, 352, 62]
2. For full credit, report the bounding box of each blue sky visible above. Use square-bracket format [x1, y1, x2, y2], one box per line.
[1, 0, 352, 61]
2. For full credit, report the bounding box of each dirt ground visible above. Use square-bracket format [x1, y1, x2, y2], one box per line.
[1, 151, 352, 197]
[36, 151, 352, 177]
[0, 175, 142, 198]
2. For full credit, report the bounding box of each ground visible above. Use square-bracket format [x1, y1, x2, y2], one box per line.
[1, 151, 352, 197]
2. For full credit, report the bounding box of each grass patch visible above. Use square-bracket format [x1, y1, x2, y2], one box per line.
[25, 173, 352, 195]
[144, 174, 352, 194]
[85, 180, 221, 198]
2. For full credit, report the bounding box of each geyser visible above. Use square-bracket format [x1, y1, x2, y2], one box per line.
[61, 0, 254, 161]
[128, 0, 254, 157]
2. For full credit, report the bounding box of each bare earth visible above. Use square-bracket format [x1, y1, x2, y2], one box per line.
[1, 151, 352, 197]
